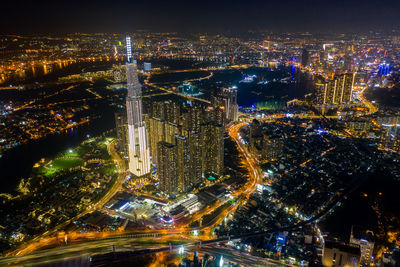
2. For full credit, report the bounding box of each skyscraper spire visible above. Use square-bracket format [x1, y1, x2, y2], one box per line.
[125, 36, 150, 177]
[126, 36, 132, 63]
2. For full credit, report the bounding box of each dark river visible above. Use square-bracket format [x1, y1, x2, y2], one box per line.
[0, 101, 116, 194]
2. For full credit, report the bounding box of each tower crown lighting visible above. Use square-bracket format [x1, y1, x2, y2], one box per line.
[126, 36, 132, 63]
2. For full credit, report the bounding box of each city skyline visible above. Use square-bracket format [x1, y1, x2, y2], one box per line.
[1, 5, 400, 264]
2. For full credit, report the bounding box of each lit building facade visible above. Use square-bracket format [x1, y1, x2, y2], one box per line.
[175, 134, 191, 191]
[350, 228, 375, 267]
[146, 99, 224, 190]
[201, 123, 224, 177]
[315, 73, 356, 106]
[262, 134, 284, 161]
[157, 141, 178, 195]
[125, 36, 151, 177]
[114, 111, 128, 157]
[322, 241, 360, 267]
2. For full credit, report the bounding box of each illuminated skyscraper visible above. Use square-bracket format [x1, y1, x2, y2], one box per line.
[114, 111, 128, 157]
[187, 131, 202, 184]
[147, 117, 165, 165]
[157, 141, 177, 195]
[125, 36, 151, 177]
[314, 73, 355, 106]
[336, 73, 355, 104]
[146, 99, 223, 184]
[201, 123, 224, 177]
[175, 135, 191, 191]
[230, 89, 239, 122]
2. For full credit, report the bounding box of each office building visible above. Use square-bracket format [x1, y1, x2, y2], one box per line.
[125, 36, 151, 177]
[205, 104, 225, 126]
[344, 55, 355, 71]
[222, 87, 239, 122]
[183, 104, 203, 132]
[147, 98, 224, 185]
[157, 141, 177, 195]
[301, 49, 310, 67]
[350, 226, 375, 267]
[201, 123, 224, 177]
[322, 240, 360, 267]
[187, 130, 203, 185]
[147, 117, 180, 166]
[315, 73, 355, 106]
[114, 111, 128, 157]
[143, 62, 151, 72]
[175, 135, 191, 192]
[147, 117, 165, 165]
[150, 100, 180, 124]
[249, 119, 263, 157]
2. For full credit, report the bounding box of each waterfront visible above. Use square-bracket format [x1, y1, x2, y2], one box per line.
[365, 86, 400, 108]
[0, 107, 116, 194]
[196, 66, 313, 107]
[0, 63, 315, 195]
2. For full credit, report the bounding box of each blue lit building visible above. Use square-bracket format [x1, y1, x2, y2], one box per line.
[178, 82, 200, 96]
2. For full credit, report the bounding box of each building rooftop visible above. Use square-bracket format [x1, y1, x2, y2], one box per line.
[325, 240, 361, 256]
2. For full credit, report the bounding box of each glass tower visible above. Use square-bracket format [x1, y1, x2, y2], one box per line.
[125, 36, 150, 177]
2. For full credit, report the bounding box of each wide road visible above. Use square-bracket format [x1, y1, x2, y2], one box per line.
[1, 122, 258, 262]
[358, 86, 378, 114]
[0, 235, 195, 266]
[0, 121, 342, 265]
[192, 245, 297, 267]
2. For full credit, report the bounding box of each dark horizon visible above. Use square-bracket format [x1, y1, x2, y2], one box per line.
[2, 0, 400, 34]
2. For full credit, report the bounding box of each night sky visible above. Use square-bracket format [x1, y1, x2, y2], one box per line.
[2, 0, 400, 34]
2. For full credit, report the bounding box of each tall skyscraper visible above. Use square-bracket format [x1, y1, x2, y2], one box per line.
[157, 141, 177, 195]
[183, 104, 203, 132]
[227, 87, 239, 122]
[249, 119, 263, 157]
[114, 111, 128, 157]
[301, 49, 310, 67]
[201, 123, 224, 177]
[147, 117, 165, 165]
[146, 98, 224, 188]
[336, 73, 355, 104]
[214, 87, 239, 122]
[187, 130, 202, 184]
[125, 36, 151, 177]
[175, 135, 191, 191]
[314, 73, 355, 106]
